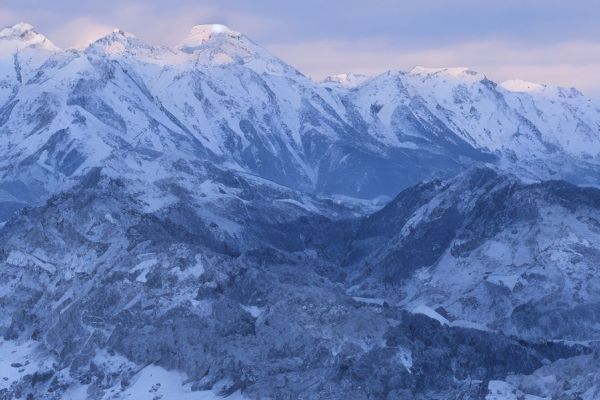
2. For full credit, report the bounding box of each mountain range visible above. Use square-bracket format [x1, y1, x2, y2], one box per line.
[0, 22, 600, 399]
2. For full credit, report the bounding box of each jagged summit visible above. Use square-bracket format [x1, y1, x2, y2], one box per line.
[84, 27, 167, 58]
[174, 23, 293, 73]
[0, 22, 59, 52]
[90, 28, 139, 45]
[0, 22, 34, 37]
[111, 28, 136, 38]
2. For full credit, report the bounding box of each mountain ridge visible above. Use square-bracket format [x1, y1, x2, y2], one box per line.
[0, 22, 598, 225]
[0, 22, 598, 211]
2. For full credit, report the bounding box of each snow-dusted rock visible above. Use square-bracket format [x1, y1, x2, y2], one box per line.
[0, 21, 599, 399]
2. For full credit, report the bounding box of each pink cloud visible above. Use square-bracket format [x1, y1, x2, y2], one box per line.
[48, 17, 115, 48]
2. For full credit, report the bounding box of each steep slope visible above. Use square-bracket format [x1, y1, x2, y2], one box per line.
[0, 24, 325, 216]
[0, 23, 385, 216]
[330, 67, 600, 186]
[2, 22, 600, 223]
[0, 22, 59, 102]
[0, 23, 61, 219]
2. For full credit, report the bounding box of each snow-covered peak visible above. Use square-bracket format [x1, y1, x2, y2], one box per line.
[0, 22, 59, 53]
[86, 28, 163, 57]
[91, 28, 138, 45]
[178, 24, 242, 51]
[175, 23, 294, 74]
[0, 22, 34, 38]
[111, 28, 136, 39]
[322, 73, 370, 88]
[409, 66, 485, 82]
[501, 79, 545, 93]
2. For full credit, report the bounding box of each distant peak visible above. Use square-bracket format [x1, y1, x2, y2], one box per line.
[112, 28, 136, 37]
[95, 28, 137, 42]
[86, 28, 145, 54]
[501, 79, 546, 93]
[0, 22, 34, 37]
[323, 73, 370, 88]
[409, 66, 485, 81]
[179, 24, 242, 50]
[0, 22, 59, 51]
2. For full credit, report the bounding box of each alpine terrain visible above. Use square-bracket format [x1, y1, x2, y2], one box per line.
[0, 22, 600, 399]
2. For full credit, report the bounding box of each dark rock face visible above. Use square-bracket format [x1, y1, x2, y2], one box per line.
[0, 167, 599, 399]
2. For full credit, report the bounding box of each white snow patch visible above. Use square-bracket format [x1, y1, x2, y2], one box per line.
[501, 79, 545, 93]
[352, 297, 385, 306]
[486, 380, 519, 400]
[486, 273, 520, 291]
[451, 319, 491, 331]
[394, 348, 413, 373]
[114, 364, 246, 400]
[483, 240, 513, 264]
[63, 383, 91, 399]
[6, 250, 56, 274]
[0, 340, 54, 390]
[104, 212, 117, 224]
[189, 255, 205, 277]
[132, 257, 157, 283]
[122, 293, 143, 311]
[411, 305, 450, 326]
[275, 198, 319, 213]
[241, 305, 263, 318]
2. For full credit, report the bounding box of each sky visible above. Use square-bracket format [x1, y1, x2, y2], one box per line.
[1, 0, 600, 93]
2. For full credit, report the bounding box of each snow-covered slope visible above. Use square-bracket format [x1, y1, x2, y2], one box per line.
[0, 23, 59, 113]
[332, 67, 600, 185]
[1, 22, 600, 223]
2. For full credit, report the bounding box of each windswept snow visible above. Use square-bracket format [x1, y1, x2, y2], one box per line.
[501, 79, 546, 93]
[114, 365, 246, 400]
